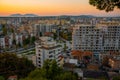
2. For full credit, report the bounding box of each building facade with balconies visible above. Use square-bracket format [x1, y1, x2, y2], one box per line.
[72, 22, 120, 57]
[35, 37, 63, 67]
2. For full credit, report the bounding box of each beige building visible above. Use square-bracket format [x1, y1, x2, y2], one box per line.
[35, 37, 63, 67]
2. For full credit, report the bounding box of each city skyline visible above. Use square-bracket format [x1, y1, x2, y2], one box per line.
[0, 0, 120, 17]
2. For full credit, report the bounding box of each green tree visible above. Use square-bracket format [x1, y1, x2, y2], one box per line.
[113, 76, 120, 80]
[42, 60, 62, 80]
[0, 53, 35, 78]
[55, 72, 77, 80]
[12, 39, 17, 49]
[10, 28, 14, 33]
[12, 39, 16, 45]
[18, 42, 22, 48]
[64, 43, 67, 51]
[23, 37, 30, 47]
[89, 0, 120, 12]
[68, 32, 72, 41]
[53, 33, 57, 40]
[22, 60, 78, 80]
[2, 24, 7, 35]
[0, 76, 5, 80]
[22, 69, 47, 80]
[31, 36, 36, 44]
[39, 32, 42, 37]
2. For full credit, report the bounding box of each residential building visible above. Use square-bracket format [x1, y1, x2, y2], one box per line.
[33, 24, 57, 36]
[35, 37, 63, 67]
[0, 36, 5, 48]
[0, 24, 2, 34]
[8, 34, 13, 48]
[72, 22, 120, 57]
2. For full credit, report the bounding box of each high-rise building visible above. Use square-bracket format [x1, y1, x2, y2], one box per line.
[33, 24, 57, 36]
[35, 37, 63, 67]
[72, 22, 120, 57]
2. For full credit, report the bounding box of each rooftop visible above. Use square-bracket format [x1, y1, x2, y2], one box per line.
[39, 45, 62, 50]
[36, 37, 62, 50]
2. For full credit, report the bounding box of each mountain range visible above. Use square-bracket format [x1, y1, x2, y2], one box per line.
[10, 14, 39, 17]
[0, 14, 119, 18]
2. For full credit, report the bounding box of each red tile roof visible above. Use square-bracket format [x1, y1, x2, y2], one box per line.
[8, 75, 17, 79]
[44, 32, 53, 36]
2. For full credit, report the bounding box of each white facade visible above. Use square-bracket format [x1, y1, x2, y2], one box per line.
[69, 59, 78, 65]
[0, 37, 5, 48]
[0, 24, 2, 34]
[15, 34, 19, 44]
[34, 24, 57, 36]
[72, 22, 120, 55]
[0, 33, 24, 49]
[8, 34, 14, 47]
[14, 34, 23, 45]
[35, 37, 63, 67]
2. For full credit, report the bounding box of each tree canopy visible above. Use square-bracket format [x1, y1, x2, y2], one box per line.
[89, 0, 120, 12]
[22, 60, 77, 80]
[113, 75, 120, 80]
[0, 53, 35, 79]
[31, 36, 36, 44]
[0, 76, 5, 80]
[2, 24, 7, 35]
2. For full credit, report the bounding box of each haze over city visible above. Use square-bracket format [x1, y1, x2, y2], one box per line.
[0, 0, 120, 16]
[0, 0, 120, 80]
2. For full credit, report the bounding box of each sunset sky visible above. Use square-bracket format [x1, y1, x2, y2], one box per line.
[0, 0, 120, 16]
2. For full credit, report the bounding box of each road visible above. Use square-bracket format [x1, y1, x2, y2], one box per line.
[16, 47, 35, 54]
[5, 45, 35, 54]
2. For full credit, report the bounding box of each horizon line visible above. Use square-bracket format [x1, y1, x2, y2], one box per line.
[0, 14, 120, 17]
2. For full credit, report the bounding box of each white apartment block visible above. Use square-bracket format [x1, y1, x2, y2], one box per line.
[0, 25, 2, 34]
[35, 37, 63, 67]
[0, 36, 5, 48]
[9, 35, 13, 48]
[72, 22, 120, 56]
[33, 24, 57, 36]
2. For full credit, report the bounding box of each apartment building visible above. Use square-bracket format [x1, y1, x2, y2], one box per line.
[33, 24, 57, 36]
[0, 36, 5, 49]
[72, 22, 120, 57]
[35, 37, 63, 67]
[0, 24, 2, 34]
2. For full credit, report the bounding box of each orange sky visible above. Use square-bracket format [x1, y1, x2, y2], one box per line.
[0, 0, 120, 16]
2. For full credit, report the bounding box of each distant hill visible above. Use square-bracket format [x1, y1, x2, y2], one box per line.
[71, 15, 96, 18]
[10, 14, 39, 17]
[0, 14, 119, 18]
[10, 14, 23, 17]
[78, 15, 95, 18]
[23, 14, 39, 17]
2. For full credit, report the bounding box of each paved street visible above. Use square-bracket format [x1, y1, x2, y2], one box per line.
[5, 45, 35, 54]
